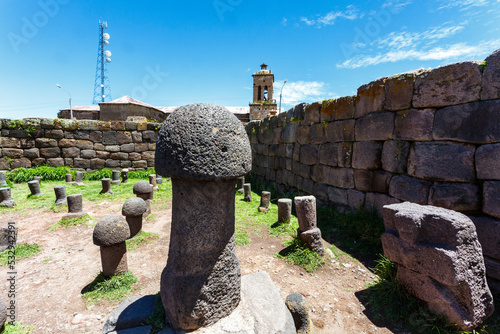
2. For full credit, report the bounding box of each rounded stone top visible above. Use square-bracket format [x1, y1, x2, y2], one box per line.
[155, 103, 252, 180]
[122, 197, 147, 217]
[93, 215, 130, 246]
[133, 181, 153, 195]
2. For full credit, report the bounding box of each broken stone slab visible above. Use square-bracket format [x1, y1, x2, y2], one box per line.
[0, 187, 15, 208]
[285, 293, 313, 334]
[122, 197, 147, 238]
[259, 191, 271, 212]
[93, 215, 130, 277]
[0, 222, 17, 253]
[62, 194, 87, 219]
[54, 185, 67, 206]
[298, 228, 324, 257]
[28, 180, 43, 197]
[243, 183, 252, 202]
[278, 199, 292, 223]
[103, 272, 295, 334]
[155, 103, 251, 330]
[381, 202, 494, 331]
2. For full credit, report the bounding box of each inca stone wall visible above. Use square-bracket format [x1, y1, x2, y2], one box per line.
[0, 118, 161, 170]
[245, 49, 500, 290]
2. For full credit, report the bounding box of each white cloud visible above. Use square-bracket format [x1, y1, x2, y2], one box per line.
[438, 0, 490, 10]
[274, 81, 333, 106]
[382, 0, 414, 11]
[337, 39, 500, 68]
[281, 18, 288, 26]
[299, 6, 360, 28]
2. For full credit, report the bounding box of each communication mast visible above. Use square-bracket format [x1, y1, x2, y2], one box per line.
[92, 20, 112, 104]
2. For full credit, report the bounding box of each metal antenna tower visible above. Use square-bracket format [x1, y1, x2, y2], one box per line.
[92, 20, 112, 104]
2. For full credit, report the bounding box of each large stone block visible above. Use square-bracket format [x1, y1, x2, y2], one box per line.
[481, 48, 500, 100]
[58, 138, 76, 147]
[106, 159, 121, 168]
[74, 130, 90, 140]
[312, 165, 354, 189]
[408, 142, 475, 181]
[81, 150, 96, 159]
[433, 100, 500, 144]
[476, 143, 500, 180]
[382, 202, 494, 330]
[325, 119, 355, 143]
[299, 145, 318, 165]
[1, 148, 23, 158]
[413, 61, 482, 108]
[296, 126, 310, 145]
[75, 140, 93, 150]
[381, 140, 410, 174]
[90, 158, 106, 170]
[319, 143, 339, 167]
[335, 95, 356, 120]
[347, 189, 365, 209]
[310, 124, 326, 144]
[281, 123, 297, 143]
[388, 175, 432, 204]
[62, 147, 80, 158]
[0, 138, 20, 148]
[35, 138, 58, 148]
[116, 131, 133, 145]
[45, 129, 64, 139]
[120, 143, 135, 153]
[484, 181, 500, 219]
[303, 102, 320, 125]
[469, 216, 500, 260]
[394, 109, 434, 141]
[364, 192, 400, 214]
[73, 158, 90, 169]
[384, 72, 415, 111]
[337, 142, 353, 168]
[355, 112, 394, 141]
[10, 157, 31, 169]
[352, 141, 382, 170]
[429, 183, 480, 212]
[23, 148, 39, 159]
[292, 161, 310, 179]
[47, 158, 64, 167]
[40, 147, 61, 159]
[102, 131, 117, 145]
[355, 78, 386, 118]
[131, 131, 142, 143]
[327, 187, 348, 205]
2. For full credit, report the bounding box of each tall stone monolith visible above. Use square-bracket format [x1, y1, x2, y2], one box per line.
[155, 103, 251, 330]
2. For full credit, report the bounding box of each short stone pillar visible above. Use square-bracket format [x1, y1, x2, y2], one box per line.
[155, 103, 251, 330]
[133, 181, 153, 217]
[54, 185, 67, 206]
[259, 191, 271, 212]
[0, 222, 17, 253]
[100, 178, 114, 195]
[278, 198, 292, 223]
[33, 176, 42, 184]
[63, 194, 87, 219]
[0, 298, 6, 332]
[149, 174, 159, 191]
[28, 180, 43, 197]
[156, 175, 163, 184]
[73, 171, 85, 186]
[0, 172, 8, 187]
[295, 196, 324, 256]
[122, 197, 147, 238]
[0, 188, 15, 208]
[121, 169, 129, 183]
[243, 183, 252, 202]
[65, 173, 72, 183]
[93, 215, 130, 277]
[236, 176, 245, 194]
[111, 170, 121, 185]
[382, 202, 494, 331]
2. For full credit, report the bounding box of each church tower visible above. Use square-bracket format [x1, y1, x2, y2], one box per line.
[249, 63, 277, 121]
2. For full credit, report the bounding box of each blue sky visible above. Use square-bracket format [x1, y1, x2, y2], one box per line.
[1, 0, 499, 119]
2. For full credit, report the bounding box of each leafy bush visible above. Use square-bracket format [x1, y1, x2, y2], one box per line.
[83, 168, 112, 180]
[129, 168, 156, 179]
[7, 165, 72, 183]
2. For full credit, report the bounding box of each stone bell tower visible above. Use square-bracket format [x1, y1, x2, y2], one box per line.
[249, 63, 277, 121]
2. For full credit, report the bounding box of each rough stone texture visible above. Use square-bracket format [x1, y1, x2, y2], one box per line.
[0, 298, 6, 330]
[243, 183, 252, 202]
[299, 145, 318, 166]
[355, 112, 394, 141]
[481, 48, 500, 100]
[236, 176, 245, 194]
[93, 215, 130, 247]
[325, 119, 355, 142]
[73, 171, 85, 186]
[327, 187, 348, 206]
[294, 196, 317, 232]
[470, 216, 500, 261]
[63, 194, 87, 219]
[408, 142, 475, 182]
[433, 100, 500, 143]
[278, 199, 292, 223]
[0, 172, 7, 187]
[102, 295, 157, 334]
[429, 183, 480, 212]
[382, 202, 494, 330]
[133, 181, 153, 196]
[54, 185, 67, 206]
[394, 109, 434, 141]
[259, 191, 271, 212]
[381, 140, 410, 174]
[364, 192, 400, 215]
[319, 143, 339, 167]
[355, 78, 386, 118]
[388, 175, 431, 204]
[155, 104, 251, 180]
[299, 228, 324, 256]
[100, 178, 114, 195]
[483, 181, 500, 219]
[149, 174, 159, 191]
[0, 188, 15, 208]
[111, 170, 121, 185]
[285, 293, 313, 334]
[413, 61, 482, 108]
[28, 180, 43, 197]
[122, 197, 147, 238]
[312, 165, 354, 189]
[160, 179, 241, 330]
[476, 143, 500, 180]
[384, 72, 415, 111]
[0, 223, 17, 253]
[352, 141, 382, 170]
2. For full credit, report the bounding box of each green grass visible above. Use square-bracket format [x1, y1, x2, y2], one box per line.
[7, 165, 72, 183]
[126, 231, 160, 251]
[82, 271, 138, 304]
[0, 243, 41, 266]
[142, 293, 168, 333]
[41, 258, 52, 264]
[48, 214, 92, 231]
[2, 322, 35, 334]
[275, 237, 325, 272]
[361, 255, 500, 334]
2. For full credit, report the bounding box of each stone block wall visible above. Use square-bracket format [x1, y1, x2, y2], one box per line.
[245, 48, 500, 289]
[0, 118, 161, 171]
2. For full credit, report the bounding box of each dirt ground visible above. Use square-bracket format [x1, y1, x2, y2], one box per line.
[0, 193, 395, 334]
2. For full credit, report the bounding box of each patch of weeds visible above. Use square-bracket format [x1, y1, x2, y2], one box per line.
[0, 243, 41, 266]
[129, 168, 156, 179]
[361, 255, 500, 333]
[82, 271, 138, 304]
[41, 258, 52, 264]
[7, 165, 71, 182]
[269, 218, 298, 238]
[145, 213, 158, 223]
[235, 223, 250, 246]
[143, 293, 167, 333]
[83, 168, 112, 181]
[44, 203, 66, 213]
[275, 237, 324, 273]
[48, 214, 92, 231]
[126, 231, 159, 251]
[2, 322, 35, 334]
[480, 60, 488, 73]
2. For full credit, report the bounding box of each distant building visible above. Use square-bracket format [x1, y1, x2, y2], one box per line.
[249, 63, 277, 121]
